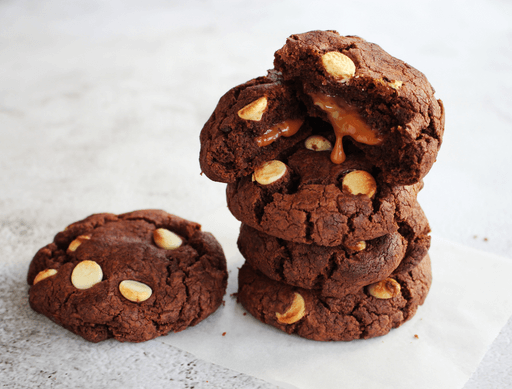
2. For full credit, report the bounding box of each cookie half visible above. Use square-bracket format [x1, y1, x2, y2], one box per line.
[200, 70, 315, 183]
[227, 132, 423, 247]
[238, 254, 432, 341]
[274, 30, 445, 185]
[27, 210, 228, 343]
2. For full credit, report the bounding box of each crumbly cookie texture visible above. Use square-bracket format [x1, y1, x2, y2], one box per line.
[27, 210, 228, 343]
[238, 254, 432, 341]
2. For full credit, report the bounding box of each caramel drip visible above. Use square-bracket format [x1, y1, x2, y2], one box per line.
[310, 94, 383, 164]
[255, 119, 304, 147]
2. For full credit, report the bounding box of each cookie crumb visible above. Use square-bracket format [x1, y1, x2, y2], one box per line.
[243, 312, 247, 316]
[222, 300, 225, 306]
[473, 235, 478, 239]
[222, 332, 226, 336]
[414, 334, 419, 339]
[484, 237, 488, 242]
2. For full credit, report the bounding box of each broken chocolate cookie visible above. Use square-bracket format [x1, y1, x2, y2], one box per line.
[200, 30, 444, 186]
[274, 30, 444, 185]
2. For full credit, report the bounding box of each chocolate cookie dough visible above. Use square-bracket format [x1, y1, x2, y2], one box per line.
[238, 224, 408, 298]
[27, 210, 228, 343]
[274, 30, 444, 185]
[238, 254, 432, 341]
[227, 132, 423, 247]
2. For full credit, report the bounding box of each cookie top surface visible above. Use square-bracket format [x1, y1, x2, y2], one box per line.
[27, 210, 228, 343]
[200, 30, 444, 186]
[227, 130, 423, 246]
[238, 254, 432, 341]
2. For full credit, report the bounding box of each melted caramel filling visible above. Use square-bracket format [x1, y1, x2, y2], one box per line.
[310, 94, 383, 164]
[255, 119, 304, 147]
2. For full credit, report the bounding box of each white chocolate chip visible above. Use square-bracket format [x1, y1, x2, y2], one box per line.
[342, 170, 377, 198]
[33, 269, 57, 285]
[153, 228, 183, 250]
[119, 280, 153, 303]
[375, 78, 403, 90]
[367, 278, 401, 299]
[67, 235, 91, 253]
[388, 80, 403, 90]
[346, 241, 366, 251]
[71, 260, 103, 290]
[252, 160, 287, 186]
[276, 292, 306, 324]
[304, 135, 333, 151]
[237, 97, 268, 121]
[321, 51, 356, 81]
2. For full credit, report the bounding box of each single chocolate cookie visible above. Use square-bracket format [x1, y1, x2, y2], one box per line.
[274, 30, 444, 185]
[227, 131, 423, 247]
[238, 254, 432, 341]
[200, 70, 316, 183]
[238, 224, 408, 298]
[27, 210, 228, 343]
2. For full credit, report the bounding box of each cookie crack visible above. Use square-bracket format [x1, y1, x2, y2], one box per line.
[343, 297, 367, 338]
[314, 252, 337, 289]
[119, 215, 158, 228]
[304, 211, 314, 243]
[276, 239, 292, 282]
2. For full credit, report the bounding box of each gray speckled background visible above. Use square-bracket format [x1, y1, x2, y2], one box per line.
[1, 0, 512, 387]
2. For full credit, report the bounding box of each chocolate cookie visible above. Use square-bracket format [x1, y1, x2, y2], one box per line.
[199, 31, 444, 186]
[27, 210, 228, 343]
[238, 224, 408, 298]
[274, 30, 445, 185]
[238, 254, 432, 341]
[199, 70, 315, 183]
[227, 132, 423, 247]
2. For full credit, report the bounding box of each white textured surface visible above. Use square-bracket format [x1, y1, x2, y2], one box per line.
[1, 0, 512, 387]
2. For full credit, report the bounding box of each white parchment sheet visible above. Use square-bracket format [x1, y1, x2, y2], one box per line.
[159, 207, 512, 389]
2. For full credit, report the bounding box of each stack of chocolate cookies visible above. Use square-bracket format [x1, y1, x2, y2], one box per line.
[200, 31, 444, 341]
